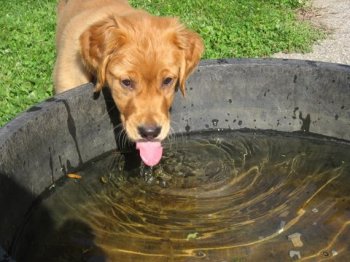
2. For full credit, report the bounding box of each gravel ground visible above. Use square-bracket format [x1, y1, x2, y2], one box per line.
[273, 0, 350, 65]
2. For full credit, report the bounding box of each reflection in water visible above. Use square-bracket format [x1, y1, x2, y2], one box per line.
[17, 131, 350, 261]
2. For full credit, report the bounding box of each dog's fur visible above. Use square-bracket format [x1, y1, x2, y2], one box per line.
[54, 0, 204, 142]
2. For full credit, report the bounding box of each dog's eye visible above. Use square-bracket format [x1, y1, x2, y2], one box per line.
[120, 79, 133, 89]
[162, 77, 174, 87]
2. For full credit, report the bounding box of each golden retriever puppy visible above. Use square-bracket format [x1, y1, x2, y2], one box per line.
[54, 0, 204, 165]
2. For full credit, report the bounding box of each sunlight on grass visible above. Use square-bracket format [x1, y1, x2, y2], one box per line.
[0, 0, 56, 125]
[129, 0, 323, 58]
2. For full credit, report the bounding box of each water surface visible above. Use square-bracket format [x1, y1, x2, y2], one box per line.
[15, 130, 350, 261]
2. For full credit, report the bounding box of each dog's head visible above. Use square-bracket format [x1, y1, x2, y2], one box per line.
[80, 12, 204, 142]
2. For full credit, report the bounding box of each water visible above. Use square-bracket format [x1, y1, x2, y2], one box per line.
[13, 130, 350, 261]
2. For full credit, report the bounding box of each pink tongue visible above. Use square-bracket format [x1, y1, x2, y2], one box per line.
[136, 141, 163, 166]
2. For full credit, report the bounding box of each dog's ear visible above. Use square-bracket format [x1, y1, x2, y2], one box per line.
[172, 24, 204, 96]
[80, 16, 127, 92]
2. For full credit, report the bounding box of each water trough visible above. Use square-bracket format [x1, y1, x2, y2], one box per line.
[1, 59, 349, 260]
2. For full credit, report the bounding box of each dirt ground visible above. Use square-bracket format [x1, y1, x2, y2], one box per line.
[273, 0, 350, 65]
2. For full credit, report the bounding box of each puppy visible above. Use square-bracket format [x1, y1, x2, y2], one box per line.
[54, 0, 204, 165]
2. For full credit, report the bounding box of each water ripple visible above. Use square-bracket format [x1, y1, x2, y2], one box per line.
[34, 131, 350, 261]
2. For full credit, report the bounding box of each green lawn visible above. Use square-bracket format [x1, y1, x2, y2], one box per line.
[0, 0, 323, 126]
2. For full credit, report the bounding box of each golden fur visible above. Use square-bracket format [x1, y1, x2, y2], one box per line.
[54, 0, 204, 141]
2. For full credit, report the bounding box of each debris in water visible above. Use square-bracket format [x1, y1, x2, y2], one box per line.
[196, 251, 206, 257]
[100, 176, 108, 184]
[186, 232, 199, 241]
[312, 208, 319, 213]
[278, 220, 286, 234]
[332, 250, 338, 256]
[279, 210, 289, 217]
[288, 232, 303, 247]
[289, 250, 301, 260]
[67, 173, 82, 179]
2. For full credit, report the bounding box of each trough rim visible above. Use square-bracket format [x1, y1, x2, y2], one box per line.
[1, 58, 350, 145]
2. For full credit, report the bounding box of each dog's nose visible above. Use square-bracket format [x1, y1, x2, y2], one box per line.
[138, 125, 161, 140]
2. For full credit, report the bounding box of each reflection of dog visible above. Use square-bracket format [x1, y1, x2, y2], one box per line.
[54, 0, 204, 142]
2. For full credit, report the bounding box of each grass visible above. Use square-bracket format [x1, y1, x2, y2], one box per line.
[0, 0, 56, 125]
[0, 0, 324, 127]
